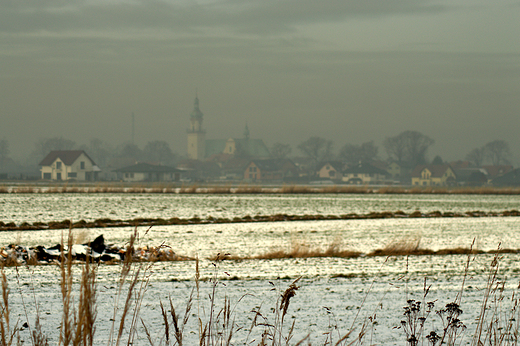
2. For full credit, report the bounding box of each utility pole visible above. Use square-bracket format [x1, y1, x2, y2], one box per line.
[131, 112, 135, 145]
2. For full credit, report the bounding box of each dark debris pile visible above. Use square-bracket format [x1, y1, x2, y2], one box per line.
[0, 235, 188, 266]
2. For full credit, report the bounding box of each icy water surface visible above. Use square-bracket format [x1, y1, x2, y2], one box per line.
[5, 253, 520, 345]
[0, 192, 519, 224]
[1, 193, 520, 345]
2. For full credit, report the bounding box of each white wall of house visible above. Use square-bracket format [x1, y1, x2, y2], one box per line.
[342, 173, 386, 184]
[41, 153, 96, 181]
[317, 165, 339, 180]
[119, 172, 180, 182]
[121, 172, 148, 182]
[69, 153, 95, 180]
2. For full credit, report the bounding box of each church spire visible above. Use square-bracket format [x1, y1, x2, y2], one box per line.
[190, 90, 203, 120]
[187, 90, 206, 160]
[243, 122, 250, 140]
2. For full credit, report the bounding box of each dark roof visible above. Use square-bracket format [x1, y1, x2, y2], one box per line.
[249, 159, 295, 172]
[449, 160, 473, 170]
[482, 165, 513, 178]
[205, 138, 271, 158]
[318, 161, 344, 171]
[39, 150, 96, 166]
[411, 164, 453, 178]
[113, 163, 179, 173]
[491, 168, 520, 186]
[343, 162, 389, 175]
[454, 168, 488, 183]
[221, 158, 250, 171]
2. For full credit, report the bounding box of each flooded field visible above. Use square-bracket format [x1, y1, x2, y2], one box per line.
[1, 192, 519, 224]
[1, 193, 520, 345]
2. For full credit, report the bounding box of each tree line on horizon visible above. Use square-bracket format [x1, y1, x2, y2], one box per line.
[0, 130, 514, 174]
[273, 130, 512, 169]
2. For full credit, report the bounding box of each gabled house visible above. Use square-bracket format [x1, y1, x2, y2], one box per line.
[176, 159, 221, 181]
[454, 168, 488, 186]
[113, 163, 181, 182]
[219, 158, 250, 180]
[482, 165, 513, 182]
[491, 168, 520, 186]
[205, 138, 271, 159]
[316, 161, 345, 181]
[411, 165, 456, 186]
[342, 162, 390, 185]
[449, 160, 473, 170]
[39, 150, 100, 181]
[244, 159, 297, 182]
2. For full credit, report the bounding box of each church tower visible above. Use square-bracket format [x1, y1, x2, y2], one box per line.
[187, 93, 206, 160]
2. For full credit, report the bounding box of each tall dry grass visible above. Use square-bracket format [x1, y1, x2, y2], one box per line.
[3, 232, 520, 345]
[3, 182, 520, 194]
[252, 239, 362, 260]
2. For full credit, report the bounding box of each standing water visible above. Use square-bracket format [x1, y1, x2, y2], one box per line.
[1, 192, 519, 345]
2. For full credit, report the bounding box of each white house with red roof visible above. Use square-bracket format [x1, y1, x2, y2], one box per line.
[39, 150, 100, 181]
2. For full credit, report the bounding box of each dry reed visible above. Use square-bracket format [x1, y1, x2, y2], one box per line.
[2, 181, 520, 195]
[2, 233, 520, 345]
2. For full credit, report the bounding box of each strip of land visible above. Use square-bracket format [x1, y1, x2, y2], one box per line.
[1, 183, 520, 194]
[1, 209, 518, 232]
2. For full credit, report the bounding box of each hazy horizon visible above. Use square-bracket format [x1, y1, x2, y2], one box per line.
[1, 0, 519, 164]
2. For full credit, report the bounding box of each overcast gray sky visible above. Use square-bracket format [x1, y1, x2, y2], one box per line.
[1, 0, 519, 164]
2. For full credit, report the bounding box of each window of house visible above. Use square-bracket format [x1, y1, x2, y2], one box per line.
[43, 173, 51, 179]
[56, 162, 62, 169]
[80, 161, 85, 169]
[68, 172, 77, 178]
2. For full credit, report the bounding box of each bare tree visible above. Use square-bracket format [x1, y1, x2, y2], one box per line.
[431, 155, 444, 165]
[340, 141, 378, 164]
[297, 137, 334, 164]
[77, 138, 114, 168]
[143, 140, 176, 165]
[270, 143, 292, 159]
[406, 130, 434, 165]
[32, 137, 76, 160]
[383, 135, 407, 163]
[465, 147, 485, 167]
[384, 130, 434, 165]
[118, 143, 142, 161]
[0, 140, 9, 163]
[484, 140, 511, 166]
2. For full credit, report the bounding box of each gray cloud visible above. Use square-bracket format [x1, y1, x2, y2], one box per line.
[0, 0, 519, 166]
[0, 0, 445, 36]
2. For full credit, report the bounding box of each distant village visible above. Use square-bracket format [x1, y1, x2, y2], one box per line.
[1, 96, 518, 186]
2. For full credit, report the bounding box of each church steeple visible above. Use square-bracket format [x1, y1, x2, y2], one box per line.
[243, 122, 250, 140]
[190, 92, 204, 122]
[187, 90, 206, 160]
